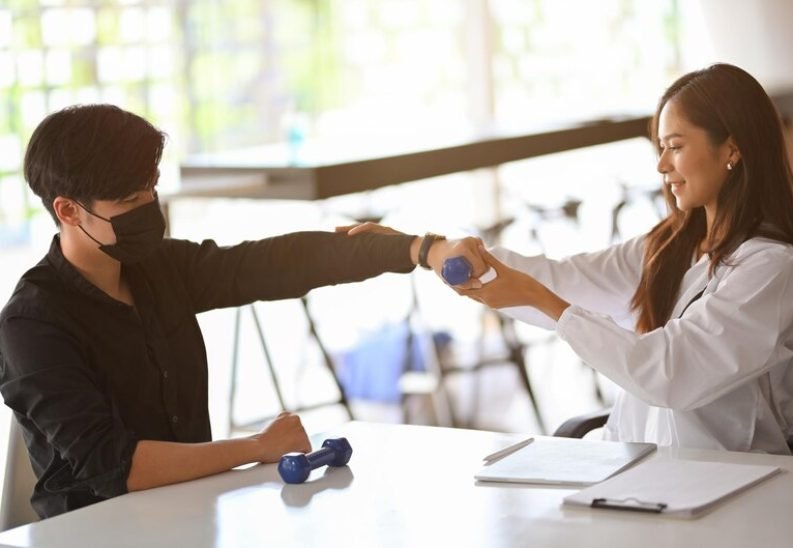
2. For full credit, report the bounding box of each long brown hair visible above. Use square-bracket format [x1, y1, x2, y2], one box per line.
[631, 63, 793, 333]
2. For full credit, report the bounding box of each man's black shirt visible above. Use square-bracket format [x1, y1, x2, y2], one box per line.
[0, 231, 415, 518]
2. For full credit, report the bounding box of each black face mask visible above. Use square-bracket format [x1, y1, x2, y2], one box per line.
[76, 195, 166, 264]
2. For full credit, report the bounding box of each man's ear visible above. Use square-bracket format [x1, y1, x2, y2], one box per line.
[52, 197, 82, 227]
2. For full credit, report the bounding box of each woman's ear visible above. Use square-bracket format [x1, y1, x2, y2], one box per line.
[52, 197, 82, 227]
[726, 137, 742, 166]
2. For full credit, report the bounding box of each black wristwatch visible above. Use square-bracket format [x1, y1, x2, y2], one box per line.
[418, 232, 446, 269]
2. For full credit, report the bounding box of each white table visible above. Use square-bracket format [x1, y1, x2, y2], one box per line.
[1, 421, 791, 548]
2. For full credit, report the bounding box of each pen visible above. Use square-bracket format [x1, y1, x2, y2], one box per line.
[482, 437, 534, 464]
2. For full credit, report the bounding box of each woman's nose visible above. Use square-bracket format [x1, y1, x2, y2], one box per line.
[656, 150, 669, 174]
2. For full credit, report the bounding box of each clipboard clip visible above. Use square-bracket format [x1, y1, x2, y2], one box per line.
[591, 497, 668, 514]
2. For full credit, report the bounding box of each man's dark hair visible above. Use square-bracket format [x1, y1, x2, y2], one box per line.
[24, 104, 167, 224]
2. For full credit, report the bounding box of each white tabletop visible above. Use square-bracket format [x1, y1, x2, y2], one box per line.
[1, 421, 791, 548]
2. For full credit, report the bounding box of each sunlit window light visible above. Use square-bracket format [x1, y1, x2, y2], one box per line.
[40, 9, 96, 47]
[0, 11, 12, 47]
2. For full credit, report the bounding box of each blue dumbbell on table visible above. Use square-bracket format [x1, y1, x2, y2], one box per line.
[442, 256, 497, 286]
[278, 437, 353, 484]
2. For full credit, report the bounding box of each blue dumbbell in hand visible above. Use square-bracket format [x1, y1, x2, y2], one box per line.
[442, 256, 497, 286]
[278, 437, 353, 484]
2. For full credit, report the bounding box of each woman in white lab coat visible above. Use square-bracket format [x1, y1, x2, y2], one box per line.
[458, 63, 793, 454]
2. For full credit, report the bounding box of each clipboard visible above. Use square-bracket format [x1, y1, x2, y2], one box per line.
[474, 436, 657, 486]
[563, 458, 781, 518]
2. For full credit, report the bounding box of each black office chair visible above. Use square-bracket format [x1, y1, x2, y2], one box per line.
[554, 407, 793, 454]
[553, 407, 611, 438]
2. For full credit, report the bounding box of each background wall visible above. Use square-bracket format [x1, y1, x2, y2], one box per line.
[680, 0, 793, 90]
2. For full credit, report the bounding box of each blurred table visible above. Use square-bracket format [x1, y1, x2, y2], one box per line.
[176, 116, 652, 201]
[175, 88, 793, 202]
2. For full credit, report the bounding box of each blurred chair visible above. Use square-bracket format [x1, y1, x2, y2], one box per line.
[314, 208, 458, 427]
[609, 182, 665, 244]
[553, 407, 611, 439]
[553, 407, 793, 454]
[397, 275, 457, 427]
[459, 200, 586, 431]
[1, 419, 39, 531]
[227, 298, 353, 435]
[400, 215, 551, 432]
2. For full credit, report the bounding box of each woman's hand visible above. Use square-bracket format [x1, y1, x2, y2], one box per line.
[335, 223, 488, 278]
[458, 246, 570, 321]
[426, 236, 490, 282]
[250, 411, 311, 463]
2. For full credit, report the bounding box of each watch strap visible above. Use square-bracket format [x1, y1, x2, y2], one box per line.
[418, 233, 446, 269]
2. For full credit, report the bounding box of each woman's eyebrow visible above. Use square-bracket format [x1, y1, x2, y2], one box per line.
[659, 132, 684, 142]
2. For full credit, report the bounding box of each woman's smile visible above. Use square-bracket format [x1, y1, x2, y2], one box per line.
[666, 179, 685, 195]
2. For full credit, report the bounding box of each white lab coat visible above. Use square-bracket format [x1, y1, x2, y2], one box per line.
[493, 236, 793, 454]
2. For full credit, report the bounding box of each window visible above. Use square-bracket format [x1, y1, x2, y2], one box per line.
[0, 0, 680, 245]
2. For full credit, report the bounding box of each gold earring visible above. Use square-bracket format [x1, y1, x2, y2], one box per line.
[727, 161, 734, 171]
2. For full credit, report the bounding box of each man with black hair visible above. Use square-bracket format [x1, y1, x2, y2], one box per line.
[0, 104, 486, 518]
